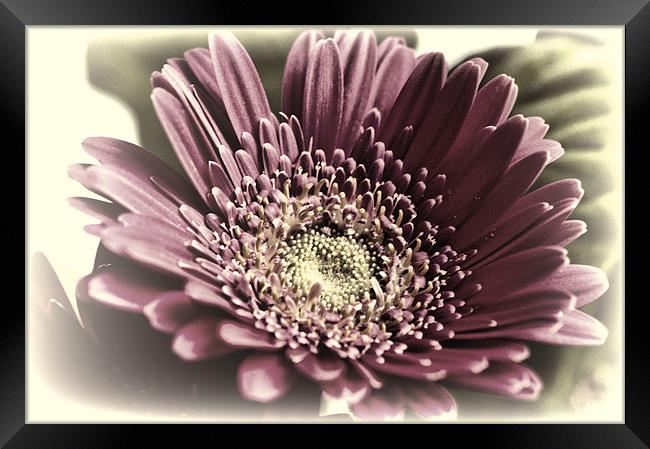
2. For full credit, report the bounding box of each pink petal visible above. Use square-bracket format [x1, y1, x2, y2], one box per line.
[151, 87, 214, 198]
[237, 352, 297, 403]
[302, 38, 343, 158]
[530, 264, 609, 308]
[351, 384, 404, 420]
[85, 266, 176, 313]
[401, 382, 457, 419]
[446, 362, 542, 400]
[291, 350, 347, 382]
[378, 52, 447, 151]
[216, 319, 282, 350]
[209, 31, 272, 152]
[369, 45, 416, 122]
[142, 291, 198, 334]
[526, 310, 608, 346]
[172, 316, 233, 361]
[282, 30, 324, 118]
[334, 30, 377, 151]
[404, 59, 482, 173]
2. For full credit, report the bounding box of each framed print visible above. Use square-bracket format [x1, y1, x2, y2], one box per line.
[8, 0, 650, 447]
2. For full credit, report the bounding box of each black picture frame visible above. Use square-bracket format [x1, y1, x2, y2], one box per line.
[9, 0, 650, 447]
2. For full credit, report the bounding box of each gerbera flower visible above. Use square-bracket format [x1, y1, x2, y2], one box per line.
[69, 29, 609, 420]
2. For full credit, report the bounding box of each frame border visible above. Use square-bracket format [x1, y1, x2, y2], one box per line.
[11, 0, 650, 447]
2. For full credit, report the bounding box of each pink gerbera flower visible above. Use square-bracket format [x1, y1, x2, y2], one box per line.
[69, 30, 608, 420]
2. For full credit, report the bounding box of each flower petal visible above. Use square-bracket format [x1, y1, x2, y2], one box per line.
[216, 319, 282, 350]
[291, 350, 347, 382]
[378, 52, 447, 151]
[446, 362, 543, 400]
[334, 30, 377, 151]
[237, 352, 297, 403]
[209, 31, 272, 151]
[151, 87, 213, 198]
[470, 246, 569, 304]
[142, 291, 199, 334]
[525, 309, 608, 345]
[84, 266, 177, 313]
[81, 137, 202, 209]
[369, 45, 416, 121]
[172, 316, 233, 361]
[282, 30, 324, 118]
[302, 38, 343, 158]
[530, 264, 609, 308]
[351, 384, 404, 420]
[453, 151, 549, 249]
[401, 382, 457, 420]
[403, 59, 482, 173]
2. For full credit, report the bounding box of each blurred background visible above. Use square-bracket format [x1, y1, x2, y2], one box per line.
[27, 26, 623, 422]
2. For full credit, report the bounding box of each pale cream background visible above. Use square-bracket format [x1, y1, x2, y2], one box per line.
[26, 26, 624, 422]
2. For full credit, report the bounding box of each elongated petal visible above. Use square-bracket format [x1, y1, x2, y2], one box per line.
[282, 30, 324, 118]
[335, 30, 377, 151]
[403, 60, 482, 173]
[446, 362, 542, 400]
[302, 38, 343, 158]
[379, 52, 447, 150]
[209, 31, 272, 149]
[216, 319, 282, 350]
[527, 310, 608, 345]
[351, 384, 404, 420]
[369, 45, 416, 121]
[151, 87, 212, 198]
[85, 266, 177, 313]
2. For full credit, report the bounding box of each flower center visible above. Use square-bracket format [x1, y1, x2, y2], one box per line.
[278, 227, 380, 310]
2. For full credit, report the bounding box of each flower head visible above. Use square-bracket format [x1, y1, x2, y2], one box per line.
[69, 30, 609, 420]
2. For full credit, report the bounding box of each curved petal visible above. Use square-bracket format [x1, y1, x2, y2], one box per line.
[524, 309, 608, 346]
[350, 384, 404, 420]
[151, 87, 213, 198]
[216, 319, 282, 350]
[378, 52, 447, 150]
[334, 30, 377, 151]
[81, 137, 203, 209]
[209, 31, 272, 151]
[369, 45, 416, 121]
[142, 291, 199, 334]
[401, 382, 457, 420]
[172, 316, 233, 361]
[469, 246, 569, 304]
[84, 266, 177, 313]
[289, 349, 347, 382]
[403, 59, 482, 173]
[282, 30, 324, 118]
[237, 352, 297, 403]
[302, 38, 343, 158]
[530, 264, 609, 308]
[445, 362, 542, 400]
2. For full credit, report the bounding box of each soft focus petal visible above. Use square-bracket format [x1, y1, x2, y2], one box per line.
[237, 352, 297, 403]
